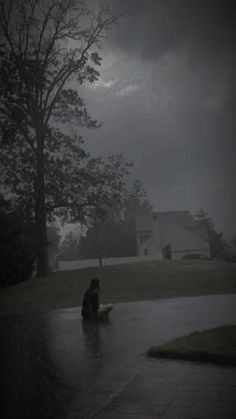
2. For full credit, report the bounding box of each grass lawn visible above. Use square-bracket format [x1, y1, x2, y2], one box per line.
[147, 325, 236, 366]
[0, 260, 236, 315]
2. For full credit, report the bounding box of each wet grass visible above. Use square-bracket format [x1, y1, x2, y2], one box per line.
[147, 325, 236, 366]
[0, 260, 236, 315]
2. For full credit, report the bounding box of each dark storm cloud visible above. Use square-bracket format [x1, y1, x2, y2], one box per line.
[109, 0, 236, 60]
[78, 0, 236, 236]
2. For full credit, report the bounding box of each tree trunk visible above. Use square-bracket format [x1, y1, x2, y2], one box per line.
[35, 129, 49, 277]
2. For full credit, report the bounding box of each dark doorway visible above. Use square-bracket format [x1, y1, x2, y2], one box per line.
[162, 244, 172, 259]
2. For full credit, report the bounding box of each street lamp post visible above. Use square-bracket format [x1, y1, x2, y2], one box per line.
[93, 213, 102, 268]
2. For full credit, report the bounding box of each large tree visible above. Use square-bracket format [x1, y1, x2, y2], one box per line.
[0, 0, 119, 276]
[0, 195, 35, 287]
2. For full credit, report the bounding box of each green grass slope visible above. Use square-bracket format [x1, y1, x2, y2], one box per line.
[147, 325, 236, 366]
[0, 260, 236, 315]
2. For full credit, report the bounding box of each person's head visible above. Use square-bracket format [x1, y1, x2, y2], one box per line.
[89, 277, 100, 291]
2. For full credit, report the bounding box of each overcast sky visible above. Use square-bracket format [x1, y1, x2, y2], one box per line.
[72, 0, 236, 237]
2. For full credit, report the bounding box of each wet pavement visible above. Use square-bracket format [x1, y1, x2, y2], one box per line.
[1, 294, 236, 418]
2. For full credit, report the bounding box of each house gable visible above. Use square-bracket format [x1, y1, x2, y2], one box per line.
[136, 210, 210, 259]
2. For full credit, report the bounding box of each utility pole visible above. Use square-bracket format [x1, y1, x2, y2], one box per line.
[94, 214, 102, 268]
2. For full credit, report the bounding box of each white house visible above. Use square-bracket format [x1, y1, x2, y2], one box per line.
[136, 210, 210, 260]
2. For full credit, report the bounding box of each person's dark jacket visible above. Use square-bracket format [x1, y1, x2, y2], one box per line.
[81, 288, 99, 320]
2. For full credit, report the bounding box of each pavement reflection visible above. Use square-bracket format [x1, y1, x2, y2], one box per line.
[1, 295, 236, 418]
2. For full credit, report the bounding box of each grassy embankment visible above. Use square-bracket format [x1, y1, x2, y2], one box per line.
[0, 260, 236, 315]
[147, 325, 236, 366]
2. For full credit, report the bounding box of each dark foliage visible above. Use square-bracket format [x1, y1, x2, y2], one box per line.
[195, 208, 228, 259]
[0, 199, 35, 287]
[79, 196, 152, 259]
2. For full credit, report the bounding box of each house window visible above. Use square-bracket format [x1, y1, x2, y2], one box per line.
[144, 248, 148, 256]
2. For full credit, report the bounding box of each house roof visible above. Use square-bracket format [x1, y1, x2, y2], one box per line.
[155, 210, 195, 228]
[136, 210, 194, 231]
[136, 210, 209, 242]
[158, 222, 209, 250]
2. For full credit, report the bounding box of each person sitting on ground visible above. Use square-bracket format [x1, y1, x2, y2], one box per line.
[81, 278, 113, 321]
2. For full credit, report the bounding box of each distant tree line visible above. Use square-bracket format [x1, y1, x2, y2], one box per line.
[194, 209, 229, 260]
[59, 230, 81, 262]
[59, 196, 153, 261]
[58, 206, 235, 264]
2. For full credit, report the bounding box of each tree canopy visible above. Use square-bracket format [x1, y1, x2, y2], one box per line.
[0, 0, 133, 276]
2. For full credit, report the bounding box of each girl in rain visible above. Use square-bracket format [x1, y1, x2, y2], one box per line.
[81, 278, 113, 320]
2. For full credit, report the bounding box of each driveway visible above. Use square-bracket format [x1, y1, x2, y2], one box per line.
[1, 294, 236, 418]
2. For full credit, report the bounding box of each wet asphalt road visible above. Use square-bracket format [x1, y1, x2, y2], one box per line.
[1, 294, 236, 418]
